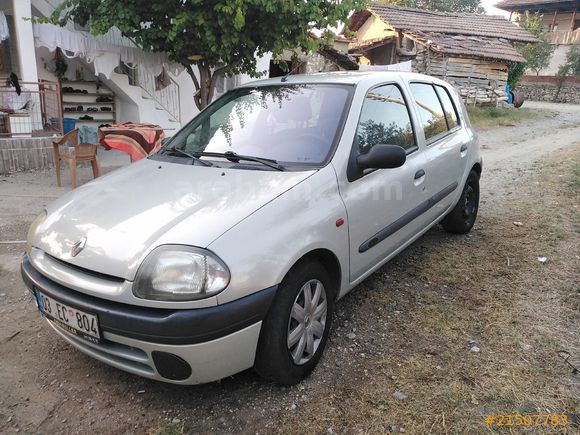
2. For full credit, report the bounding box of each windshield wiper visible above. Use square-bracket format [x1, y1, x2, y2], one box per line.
[163, 147, 213, 167]
[193, 151, 285, 171]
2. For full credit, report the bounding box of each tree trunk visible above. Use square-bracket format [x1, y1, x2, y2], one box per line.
[184, 63, 228, 111]
[199, 65, 211, 108]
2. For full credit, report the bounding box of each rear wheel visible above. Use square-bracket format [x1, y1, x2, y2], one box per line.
[254, 261, 334, 385]
[441, 169, 480, 234]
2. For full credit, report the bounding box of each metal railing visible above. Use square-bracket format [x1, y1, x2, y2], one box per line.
[136, 67, 181, 123]
[0, 81, 63, 138]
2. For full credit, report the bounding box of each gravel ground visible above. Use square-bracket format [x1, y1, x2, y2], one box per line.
[0, 101, 578, 434]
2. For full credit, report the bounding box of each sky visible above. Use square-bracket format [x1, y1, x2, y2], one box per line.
[482, 0, 511, 18]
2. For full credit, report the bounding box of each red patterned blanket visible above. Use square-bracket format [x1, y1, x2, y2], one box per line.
[99, 122, 165, 161]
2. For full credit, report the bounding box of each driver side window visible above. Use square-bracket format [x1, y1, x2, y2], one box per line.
[356, 84, 416, 155]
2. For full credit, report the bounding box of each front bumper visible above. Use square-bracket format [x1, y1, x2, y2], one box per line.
[21, 254, 277, 384]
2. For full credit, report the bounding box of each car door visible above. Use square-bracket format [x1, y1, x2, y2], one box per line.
[336, 83, 429, 282]
[407, 83, 467, 219]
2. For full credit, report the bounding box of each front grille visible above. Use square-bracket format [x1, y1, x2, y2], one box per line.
[46, 253, 125, 283]
[49, 322, 155, 377]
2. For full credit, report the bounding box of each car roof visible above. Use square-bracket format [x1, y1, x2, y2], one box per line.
[239, 71, 452, 89]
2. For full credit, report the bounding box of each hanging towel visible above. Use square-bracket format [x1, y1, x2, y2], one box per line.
[78, 125, 99, 145]
[0, 12, 9, 42]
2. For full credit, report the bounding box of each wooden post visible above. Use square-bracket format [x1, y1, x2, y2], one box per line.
[57, 80, 64, 135]
[551, 10, 558, 31]
[571, 9, 577, 31]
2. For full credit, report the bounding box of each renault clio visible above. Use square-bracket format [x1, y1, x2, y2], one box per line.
[22, 72, 481, 385]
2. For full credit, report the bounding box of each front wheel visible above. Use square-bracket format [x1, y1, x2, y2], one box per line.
[441, 169, 480, 234]
[254, 261, 334, 385]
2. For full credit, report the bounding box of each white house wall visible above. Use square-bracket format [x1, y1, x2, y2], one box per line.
[26, 0, 274, 134]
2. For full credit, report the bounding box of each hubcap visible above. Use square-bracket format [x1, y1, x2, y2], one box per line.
[287, 279, 327, 365]
[462, 183, 476, 220]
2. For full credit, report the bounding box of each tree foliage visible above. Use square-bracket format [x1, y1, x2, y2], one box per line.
[557, 43, 580, 77]
[514, 12, 554, 76]
[507, 61, 526, 88]
[44, 0, 366, 109]
[376, 0, 484, 13]
[554, 43, 580, 98]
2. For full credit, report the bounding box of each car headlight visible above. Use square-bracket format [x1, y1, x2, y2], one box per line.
[26, 210, 47, 255]
[133, 245, 230, 301]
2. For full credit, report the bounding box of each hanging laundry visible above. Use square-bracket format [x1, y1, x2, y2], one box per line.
[0, 12, 9, 42]
[33, 23, 183, 79]
[155, 68, 172, 91]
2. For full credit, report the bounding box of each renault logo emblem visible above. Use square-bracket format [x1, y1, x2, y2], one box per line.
[71, 237, 87, 257]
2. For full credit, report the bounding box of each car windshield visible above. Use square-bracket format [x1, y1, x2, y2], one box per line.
[162, 84, 351, 167]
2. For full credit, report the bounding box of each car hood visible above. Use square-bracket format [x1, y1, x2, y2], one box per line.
[34, 159, 314, 280]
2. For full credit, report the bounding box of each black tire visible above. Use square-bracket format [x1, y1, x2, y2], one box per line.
[441, 169, 480, 234]
[254, 261, 335, 385]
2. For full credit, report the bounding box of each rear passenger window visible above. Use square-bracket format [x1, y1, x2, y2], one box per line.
[356, 84, 416, 155]
[409, 83, 448, 141]
[435, 85, 459, 129]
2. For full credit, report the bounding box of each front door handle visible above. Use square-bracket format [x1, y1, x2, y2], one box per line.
[460, 143, 468, 152]
[414, 169, 425, 180]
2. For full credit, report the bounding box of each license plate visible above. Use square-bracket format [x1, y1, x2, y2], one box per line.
[36, 290, 101, 343]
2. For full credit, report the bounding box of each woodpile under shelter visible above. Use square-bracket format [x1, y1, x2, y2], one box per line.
[348, 3, 539, 104]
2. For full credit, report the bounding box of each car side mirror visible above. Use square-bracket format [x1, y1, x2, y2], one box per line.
[357, 144, 406, 170]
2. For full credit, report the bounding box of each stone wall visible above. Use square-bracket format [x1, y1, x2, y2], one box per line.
[516, 76, 580, 104]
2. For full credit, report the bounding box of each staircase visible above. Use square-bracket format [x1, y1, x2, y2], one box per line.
[90, 29, 183, 134]
[32, 0, 183, 134]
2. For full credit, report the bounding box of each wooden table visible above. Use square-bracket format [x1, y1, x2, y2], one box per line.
[99, 123, 165, 161]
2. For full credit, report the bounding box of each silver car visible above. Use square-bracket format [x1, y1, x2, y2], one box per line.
[22, 72, 481, 385]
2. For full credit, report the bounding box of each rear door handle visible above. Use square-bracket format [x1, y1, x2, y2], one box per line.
[460, 143, 468, 152]
[414, 169, 425, 180]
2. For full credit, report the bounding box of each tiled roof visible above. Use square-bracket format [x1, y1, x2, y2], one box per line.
[495, 0, 576, 11]
[406, 31, 527, 62]
[350, 3, 539, 43]
[318, 46, 360, 70]
[348, 36, 395, 53]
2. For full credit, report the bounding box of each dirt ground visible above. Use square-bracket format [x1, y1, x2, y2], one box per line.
[0, 101, 578, 434]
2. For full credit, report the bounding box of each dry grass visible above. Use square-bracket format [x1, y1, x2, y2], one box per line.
[276, 146, 580, 434]
[467, 106, 549, 131]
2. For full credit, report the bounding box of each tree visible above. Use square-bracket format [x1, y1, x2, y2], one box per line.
[44, 0, 366, 110]
[376, 0, 484, 13]
[507, 61, 526, 88]
[554, 43, 580, 99]
[514, 12, 554, 76]
[557, 43, 580, 77]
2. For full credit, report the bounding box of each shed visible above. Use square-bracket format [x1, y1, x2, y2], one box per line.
[348, 3, 539, 104]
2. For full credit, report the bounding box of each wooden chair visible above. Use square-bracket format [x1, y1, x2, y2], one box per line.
[53, 129, 102, 188]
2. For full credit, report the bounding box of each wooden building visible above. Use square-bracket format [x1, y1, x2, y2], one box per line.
[348, 3, 538, 104]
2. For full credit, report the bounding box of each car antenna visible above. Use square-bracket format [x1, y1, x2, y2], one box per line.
[281, 63, 301, 82]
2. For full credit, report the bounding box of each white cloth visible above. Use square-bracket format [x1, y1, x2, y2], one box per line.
[93, 51, 120, 78]
[0, 88, 32, 111]
[0, 11, 9, 42]
[33, 23, 184, 79]
[359, 61, 412, 72]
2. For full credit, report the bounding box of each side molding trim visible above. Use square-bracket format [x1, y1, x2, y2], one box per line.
[359, 181, 458, 253]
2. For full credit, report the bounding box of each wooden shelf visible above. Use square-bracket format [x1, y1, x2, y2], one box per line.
[61, 92, 114, 97]
[61, 81, 116, 125]
[61, 80, 100, 84]
[75, 119, 116, 123]
[63, 101, 115, 105]
[64, 110, 115, 114]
